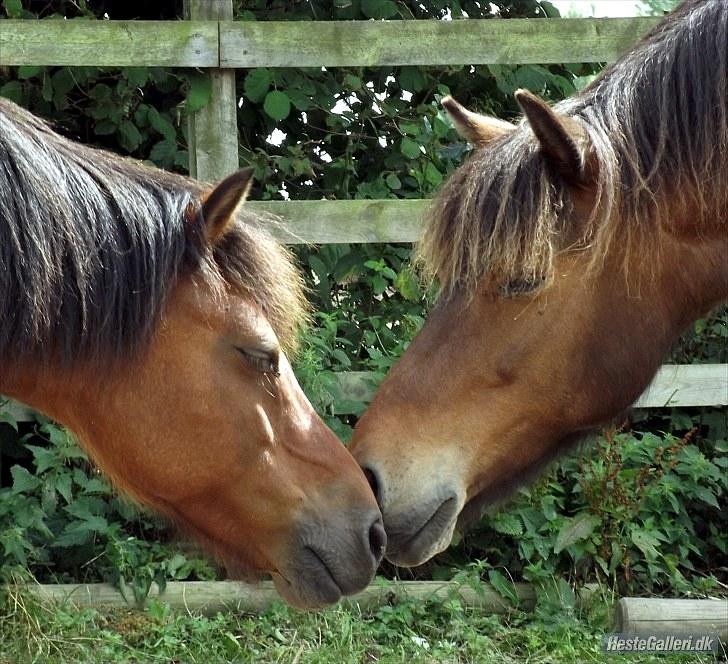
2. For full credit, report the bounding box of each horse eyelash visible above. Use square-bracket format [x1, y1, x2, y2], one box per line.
[498, 277, 545, 298]
[236, 347, 280, 377]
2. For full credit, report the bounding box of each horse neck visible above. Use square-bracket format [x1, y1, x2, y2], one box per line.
[631, 224, 727, 343]
[1, 361, 103, 437]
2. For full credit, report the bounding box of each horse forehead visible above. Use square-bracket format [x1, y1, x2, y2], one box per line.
[166, 276, 274, 338]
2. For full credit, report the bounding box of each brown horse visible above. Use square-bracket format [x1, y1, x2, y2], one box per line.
[0, 98, 384, 607]
[351, 0, 728, 567]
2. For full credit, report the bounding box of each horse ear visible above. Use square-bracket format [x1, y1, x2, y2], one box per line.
[442, 96, 514, 147]
[515, 89, 591, 181]
[200, 167, 254, 242]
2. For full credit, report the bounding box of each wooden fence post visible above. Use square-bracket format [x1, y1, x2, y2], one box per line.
[183, 0, 239, 182]
[616, 598, 728, 640]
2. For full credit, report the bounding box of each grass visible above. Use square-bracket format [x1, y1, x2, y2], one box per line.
[0, 582, 724, 664]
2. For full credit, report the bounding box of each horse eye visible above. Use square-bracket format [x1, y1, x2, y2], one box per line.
[498, 277, 544, 298]
[236, 346, 280, 376]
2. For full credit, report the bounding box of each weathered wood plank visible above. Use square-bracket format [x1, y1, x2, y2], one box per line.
[615, 598, 728, 640]
[0, 20, 218, 67]
[184, 0, 239, 181]
[246, 200, 428, 244]
[23, 579, 600, 614]
[0, 17, 660, 69]
[634, 364, 728, 408]
[220, 17, 660, 68]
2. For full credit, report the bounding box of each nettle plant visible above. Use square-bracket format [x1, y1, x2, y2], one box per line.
[430, 363, 727, 594]
[1, 0, 726, 595]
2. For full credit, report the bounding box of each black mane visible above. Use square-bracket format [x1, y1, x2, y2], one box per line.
[0, 99, 305, 365]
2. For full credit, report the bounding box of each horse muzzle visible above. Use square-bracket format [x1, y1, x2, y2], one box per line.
[274, 507, 386, 608]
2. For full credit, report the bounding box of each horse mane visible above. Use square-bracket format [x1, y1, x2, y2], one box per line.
[0, 98, 305, 365]
[421, 0, 728, 297]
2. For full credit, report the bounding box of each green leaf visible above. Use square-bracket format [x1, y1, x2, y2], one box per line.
[0, 408, 18, 431]
[51, 69, 75, 97]
[41, 74, 53, 102]
[332, 252, 361, 284]
[395, 267, 421, 302]
[26, 445, 58, 474]
[694, 486, 719, 508]
[399, 67, 426, 92]
[11, 466, 42, 493]
[361, 0, 398, 19]
[186, 73, 212, 113]
[54, 473, 73, 504]
[17, 66, 41, 79]
[81, 478, 110, 495]
[423, 162, 443, 187]
[287, 87, 312, 111]
[400, 137, 421, 160]
[488, 570, 519, 604]
[118, 120, 143, 152]
[385, 173, 401, 190]
[125, 67, 148, 88]
[0, 81, 23, 104]
[554, 513, 599, 553]
[54, 516, 108, 548]
[147, 107, 176, 141]
[89, 83, 112, 100]
[631, 529, 661, 560]
[371, 275, 388, 295]
[94, 120, 117, 136]
[149, 139, 177, 167]
[556, 578, 576, 610]
[331, 349, 352, 368]
[308, 255, 330, 291]
[4, 0, 23, 17]
[399, 121, 420, 136]
[514, 65, 550, 93]
[263, 90, 291, 121]
[344, 74, 362, 90]
[491, 512, 524, 537]
[244, 68, 272, 103]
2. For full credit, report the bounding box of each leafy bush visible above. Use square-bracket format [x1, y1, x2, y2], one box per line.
[443, 425, 727, 596]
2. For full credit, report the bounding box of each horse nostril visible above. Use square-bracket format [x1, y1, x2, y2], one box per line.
[363, 466, 382, 505]
[368, 517, 387, 564]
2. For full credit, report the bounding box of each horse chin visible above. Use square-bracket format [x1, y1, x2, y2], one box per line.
[203, 543, 346, 609]
[384, 494, 462, 568]
[270, 569, 343, 610]
[219, 556, 267, 585]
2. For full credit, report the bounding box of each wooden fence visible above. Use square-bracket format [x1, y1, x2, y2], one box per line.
[0, 5, 726, 419]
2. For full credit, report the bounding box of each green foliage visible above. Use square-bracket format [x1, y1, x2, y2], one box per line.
[639, 0, 680, 17]
[439, 425, 727, 597]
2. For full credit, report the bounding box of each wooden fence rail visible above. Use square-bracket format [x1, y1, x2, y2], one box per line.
[1, 17, 661, 68]
[24, 579, 546, 615]
[0, 11, 725, 418]
[0, 20, 219, 67]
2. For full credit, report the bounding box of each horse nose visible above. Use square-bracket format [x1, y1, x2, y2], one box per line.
[362, 464, 383, 506]
[368, 513, 386, 564]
